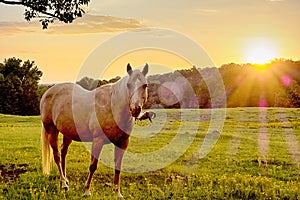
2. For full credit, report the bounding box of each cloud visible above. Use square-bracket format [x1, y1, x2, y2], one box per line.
[0, 14, 144, 35]
[47, 14, 144, 34]
[0, 21, 40, 36]
[193, 8, 218, 15]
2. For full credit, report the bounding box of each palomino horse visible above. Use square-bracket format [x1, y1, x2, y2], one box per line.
[40, 64, 148, 198]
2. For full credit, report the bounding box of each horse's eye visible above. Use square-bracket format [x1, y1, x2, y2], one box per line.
[127, 83, 131, 89]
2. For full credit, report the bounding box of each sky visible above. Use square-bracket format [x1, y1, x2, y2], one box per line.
[0, 0, 299, 83]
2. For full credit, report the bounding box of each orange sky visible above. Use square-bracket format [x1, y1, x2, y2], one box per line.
[0, 0, 299, 83]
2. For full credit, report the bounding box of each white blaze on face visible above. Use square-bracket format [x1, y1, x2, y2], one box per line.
[130, 77, 146, 117]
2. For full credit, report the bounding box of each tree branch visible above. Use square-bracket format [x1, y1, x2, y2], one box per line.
[0, 0, 89, 28]
[0, 0, 23, 5]
[0, 0, 68, 22]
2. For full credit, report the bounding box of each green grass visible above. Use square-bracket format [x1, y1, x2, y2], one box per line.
[0, 108, 300, 199]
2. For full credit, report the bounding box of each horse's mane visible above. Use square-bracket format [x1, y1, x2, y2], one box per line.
[111, 74, 130, 106]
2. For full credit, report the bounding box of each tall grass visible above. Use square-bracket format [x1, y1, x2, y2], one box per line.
[0, 108, 299, 199]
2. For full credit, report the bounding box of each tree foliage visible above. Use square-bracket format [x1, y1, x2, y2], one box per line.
[0, 0, 90, 29]
[0, 57, 43, 115]
[219, 60, 300, 108]
[76, 76, 121, 91]
[144, 59, 300, 109]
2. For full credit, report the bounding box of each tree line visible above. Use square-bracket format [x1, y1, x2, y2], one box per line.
[74, 59, 300, 109]
[1, 57, 300, 116]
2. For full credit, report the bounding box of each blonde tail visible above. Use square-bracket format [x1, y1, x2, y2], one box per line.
[41, 123, 52, 175]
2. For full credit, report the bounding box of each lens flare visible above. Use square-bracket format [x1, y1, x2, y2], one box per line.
[243, 38, 279, 65]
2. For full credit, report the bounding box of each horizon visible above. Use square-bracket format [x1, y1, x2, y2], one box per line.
[36, 58, 298, 85]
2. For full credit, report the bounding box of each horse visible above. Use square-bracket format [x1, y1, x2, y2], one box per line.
[137, 111, 156, 123]
[40, 63, 148, 198]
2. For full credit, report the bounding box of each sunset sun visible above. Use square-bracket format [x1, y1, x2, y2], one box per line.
[243, 38, 280, 65]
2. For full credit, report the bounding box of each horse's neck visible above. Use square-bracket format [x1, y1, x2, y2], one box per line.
[111, 77, 131, 119]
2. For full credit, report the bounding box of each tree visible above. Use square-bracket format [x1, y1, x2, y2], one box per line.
[287, 80, 300, 107]
[76, 76, 98, 90]
[76, 76, 121, 91]
[0, 0, 90, 29]
[0, 57, 43, 115]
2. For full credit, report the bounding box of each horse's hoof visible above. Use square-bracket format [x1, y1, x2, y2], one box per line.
[83, 190, 91, 197]
[61, 184, 69, 191]
[114, 191, 124, 199]
[60, 180, 69, 191]
[117, 193, 124, 199]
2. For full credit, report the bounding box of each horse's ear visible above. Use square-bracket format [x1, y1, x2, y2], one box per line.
[127, 63, 133, 76]
[142, 63, 149, 76]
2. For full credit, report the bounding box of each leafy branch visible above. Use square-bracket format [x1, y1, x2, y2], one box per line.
[0, 0, 90, 29]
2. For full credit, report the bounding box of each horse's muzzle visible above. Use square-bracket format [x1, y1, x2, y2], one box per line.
[130, 106, 141, 118]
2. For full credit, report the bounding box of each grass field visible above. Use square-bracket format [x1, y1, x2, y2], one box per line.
[0, 108, 300, 199]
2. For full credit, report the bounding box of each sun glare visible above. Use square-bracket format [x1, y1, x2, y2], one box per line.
[243, 38, 279, 65]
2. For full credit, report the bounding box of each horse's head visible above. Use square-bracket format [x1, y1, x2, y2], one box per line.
[126, 63, 148, 118]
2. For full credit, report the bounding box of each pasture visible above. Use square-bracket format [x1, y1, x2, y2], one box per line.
[0, 108, 300, 199]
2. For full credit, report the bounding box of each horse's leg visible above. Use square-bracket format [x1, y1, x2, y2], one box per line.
[48, 131, 69, 190]
[84, 137, 105, 197]
[61, 136, 72, 184]
[114, 139, 129, 199]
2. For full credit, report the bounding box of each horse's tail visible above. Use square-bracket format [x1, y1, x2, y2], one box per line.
[151, 112, 156, 119]
[41, 123, 52, 175]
